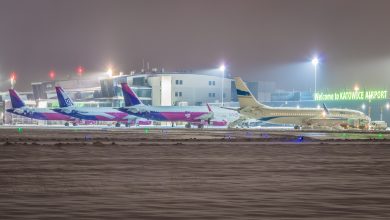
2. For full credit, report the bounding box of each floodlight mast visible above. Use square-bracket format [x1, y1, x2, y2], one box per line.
[107, 67, 113, 78]
[380, 103, 390, 121]
[311, 58, 319, 94]
[219, 64, 226, 106]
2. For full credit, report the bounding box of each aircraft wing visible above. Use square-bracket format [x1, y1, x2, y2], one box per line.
[118, 107, 149, 114]
[86, 112, 116, 120]
[195, 104, 214, 121]
[122, 115, 139, 120]
[195, 112, 213, 121]
[52, 107, 88, 115]
[220, 106, 241, 112]
[308, 117, 345, 121]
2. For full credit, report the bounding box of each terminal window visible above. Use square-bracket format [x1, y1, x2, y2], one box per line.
[175, 80, 183, 85]
[133, 77, 146, 86]
[175, 92, 183, 97]
[209, 93, 216, 98]
[208, 81, 216, 86]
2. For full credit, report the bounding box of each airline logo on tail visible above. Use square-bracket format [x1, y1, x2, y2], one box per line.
[121, 83, 143, 106]
[9, 89, 26, 108]
[234, 77, 269, 109]
[234, 77, 255, 98]
[236, 88, 251, 97]
[55, 86, 74, 107]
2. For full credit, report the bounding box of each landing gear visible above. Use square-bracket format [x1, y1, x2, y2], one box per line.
[65, 122, 69, 127]
[115, 122, 121, 127]
[198, 124, 204, 129]
[185, 123, 191, 129]
[125, 122, 130, 127]
[294, 125, 301, 130]
[72, 122, 77, 126]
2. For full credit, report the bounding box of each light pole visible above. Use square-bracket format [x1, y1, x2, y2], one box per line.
[311, 58, 319, 94]
[107, 68, 113, 78]
[380, 103, 390, 121]
[219, 64, 226, 106]
[380, 106, 383, 121]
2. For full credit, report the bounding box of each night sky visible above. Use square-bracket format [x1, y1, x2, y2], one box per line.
[1, 0, 390, 91]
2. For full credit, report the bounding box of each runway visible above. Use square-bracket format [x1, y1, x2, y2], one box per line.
[0, 128, 390, 219]
[0, 125, 389, 141]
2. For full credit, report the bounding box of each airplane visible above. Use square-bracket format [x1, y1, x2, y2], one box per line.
[51, 86, 151, 127]
[234, 77, 371, 130]
[6, 89, 76, 125]
[117, 83, 241, 128]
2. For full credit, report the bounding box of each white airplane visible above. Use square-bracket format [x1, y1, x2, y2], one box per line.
[234, 77, 371, 129]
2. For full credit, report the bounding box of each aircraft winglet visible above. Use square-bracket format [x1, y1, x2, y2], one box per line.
[206, 103, 212, 112]
[322, 103, 330, 115]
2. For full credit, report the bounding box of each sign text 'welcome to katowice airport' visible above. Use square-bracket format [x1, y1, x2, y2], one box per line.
[314, 90, 388, 101]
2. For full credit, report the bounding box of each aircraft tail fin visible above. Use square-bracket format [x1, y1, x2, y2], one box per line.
[55, 86, 74, 107]
[121, 83, 143, 106]
[234, 77, 269, 109]
[8, 89, 26, 108]
[322, 103, 330, 115]
[206, 103, 212, 112]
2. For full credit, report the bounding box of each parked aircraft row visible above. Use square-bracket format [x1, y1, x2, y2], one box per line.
[7, 84, 242, 128]
[6, 77, 371, 129]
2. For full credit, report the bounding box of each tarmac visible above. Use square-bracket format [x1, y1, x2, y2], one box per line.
[0, 127, 389, 219]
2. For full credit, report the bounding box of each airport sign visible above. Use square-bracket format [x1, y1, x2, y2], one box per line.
[314, 90, 388, 101]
